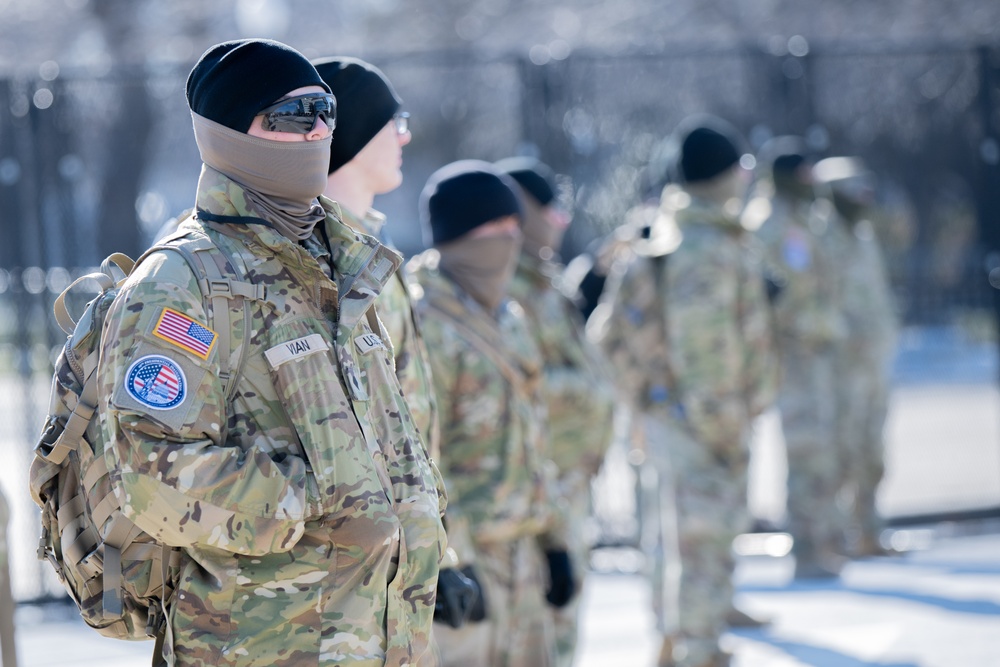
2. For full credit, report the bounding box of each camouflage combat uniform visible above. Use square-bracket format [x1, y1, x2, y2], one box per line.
[508, 252, 616, 667]
[598, 194, 774, 667]
[754, 195, 847, 571]
[826, 210, 898, 554]
[409, 251, 561, 667]
[98, 169, 447, 667]
[335, 205, 441, 462]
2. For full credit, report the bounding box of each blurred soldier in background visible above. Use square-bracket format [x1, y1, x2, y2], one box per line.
[312, 56, 440, 455]
[496, 156, 616, 667]
[752, 137, 849, 579]
[814, 156, 899, 557]
[409, 160, 573, 667]
[312, 57, 477, 639]
[595, 116, 775, 667]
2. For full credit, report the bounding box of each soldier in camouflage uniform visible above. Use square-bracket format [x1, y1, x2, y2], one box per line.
[596, 117, 775, 667]
[313, 56, 476, 636]
[751, 137, 849, 578]
[312, 57, 439, 456]
[497, 157, 617, 667]
[409, 161, 572, 667]
[97, 39, 446, 666]
[814, 157, 899, 557]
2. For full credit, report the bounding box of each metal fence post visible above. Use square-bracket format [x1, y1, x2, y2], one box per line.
[0, 489, 19, 667]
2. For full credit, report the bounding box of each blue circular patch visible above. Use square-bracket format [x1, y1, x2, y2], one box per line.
[124, 355, 186, 410]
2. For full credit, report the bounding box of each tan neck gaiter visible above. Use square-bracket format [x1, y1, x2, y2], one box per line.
[520, 195, 564, 261]
[685, 167, 749, 208]
[191, 112, 331, 241]
[437, 234, 522, 312]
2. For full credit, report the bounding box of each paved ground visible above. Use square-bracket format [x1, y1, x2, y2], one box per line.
[8, 528, 1000, 666]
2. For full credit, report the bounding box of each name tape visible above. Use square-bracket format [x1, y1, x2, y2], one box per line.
[265, 334, 330, 368]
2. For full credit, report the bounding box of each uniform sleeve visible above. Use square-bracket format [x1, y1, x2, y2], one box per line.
[537, 299, 616, 476]
[99, 251, 320, 556]
[740, 251, 778, 420]
[666, 243, 749, 450]
[419, 314, 479, 565]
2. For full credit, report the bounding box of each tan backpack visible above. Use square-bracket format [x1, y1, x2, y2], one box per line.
[28, 229, 260, 645]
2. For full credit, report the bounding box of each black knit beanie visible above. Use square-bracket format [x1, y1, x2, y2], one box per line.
[420, 160, 523, 246]
[312, 56, 402, 174]
[494, 156, 556, 206]
[673, 115, 744, 184]
[186, 39, 330, 133]
[759, 135, 809, 176]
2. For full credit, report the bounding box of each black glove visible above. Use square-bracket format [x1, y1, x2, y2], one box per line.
[544, 550, 576, 608]
[461, 565, 488, 622]
[433, 567, 481, 629]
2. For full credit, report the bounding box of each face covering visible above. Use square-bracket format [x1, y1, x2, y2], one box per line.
[519, 194, 566, 261]
[437, 233, 522, 312]
[685, 166, 750, 212]
[192, 112, 332, 241]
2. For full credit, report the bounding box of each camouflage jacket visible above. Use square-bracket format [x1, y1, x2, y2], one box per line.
[334, 205, 442, 462]
[754, 195, 847, 348]
[508, 253, 616, 477]
[825, 211, 899, 370]
[600, 196, 775, 451]
[408, 252, 566, 560]
[98, 168, 446, 667]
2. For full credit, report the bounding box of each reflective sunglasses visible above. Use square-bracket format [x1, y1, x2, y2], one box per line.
[393, 111, 410, 135]
[257, 93, 337, 134]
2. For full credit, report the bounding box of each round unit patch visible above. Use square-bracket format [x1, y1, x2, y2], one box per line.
[124, 354, 187, 410]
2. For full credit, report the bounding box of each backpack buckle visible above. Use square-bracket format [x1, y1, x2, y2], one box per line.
[146, 604, 163, 638]
[37, 532, 62, 576]
[207, 279, 234, 299]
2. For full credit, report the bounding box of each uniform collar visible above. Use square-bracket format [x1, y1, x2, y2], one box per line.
[319, 196, 402, 331]
[339, 205, 388, 239]
[194, 170, 401, 331]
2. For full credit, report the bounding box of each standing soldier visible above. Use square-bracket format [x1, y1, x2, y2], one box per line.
[752, 137, 849, 578]
[409, 160, 573, 667]
[98, 39, 446, 665]
[311, 56, 438, 452]
[312, 54, 477, 637]
[814, 156, 899, 557]
[596, 116, 774, 667]
[496, 156, 617, 667]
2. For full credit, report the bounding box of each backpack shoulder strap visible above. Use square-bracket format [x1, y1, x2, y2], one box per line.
[140, 231, 265, 400]
[425, 302, 530, 399]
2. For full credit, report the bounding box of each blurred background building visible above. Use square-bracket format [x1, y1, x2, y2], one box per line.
[1, 0, 999, 603]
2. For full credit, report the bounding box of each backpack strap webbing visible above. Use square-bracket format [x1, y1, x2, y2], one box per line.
[425, 303, 532, 401]
[140, 232, 265, 400]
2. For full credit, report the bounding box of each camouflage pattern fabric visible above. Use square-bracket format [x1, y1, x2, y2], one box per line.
[826, 212, 898, 552]
[509, 253, 616, 477]
[408, 251, 561, 667]
[754, 195, 847, 566]
[597, 194, 775, 667]
[98, 168, 447, 667]
[432, 538, 555, 667]
[508, 252, 616, 666]
[336, 205, 442, 464]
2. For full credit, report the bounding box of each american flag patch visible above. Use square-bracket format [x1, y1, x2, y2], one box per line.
[152, 308, 217, 360]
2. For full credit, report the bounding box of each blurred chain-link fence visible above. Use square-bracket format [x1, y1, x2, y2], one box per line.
[2, 42, 999, 600]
